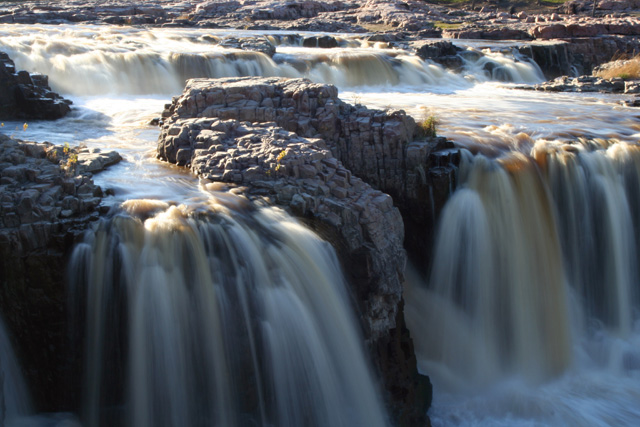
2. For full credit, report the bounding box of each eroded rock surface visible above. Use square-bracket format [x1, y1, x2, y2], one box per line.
[156, 76, 451, 425]
[0, 134, 119, 410]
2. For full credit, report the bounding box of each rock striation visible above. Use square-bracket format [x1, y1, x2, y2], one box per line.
[0, 134, 120, 410]
[156, 76, 453, 425]
[0, 52, 72, 120]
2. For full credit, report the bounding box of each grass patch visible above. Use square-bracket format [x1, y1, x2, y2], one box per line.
[434, 21, 463, 30]
[594, 54, 640, 80]
[417, 115, 439, 139]
[360, 23, 398, 33]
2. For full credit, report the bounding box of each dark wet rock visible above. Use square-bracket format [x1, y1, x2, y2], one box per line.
[0, 134, 118, 411]
[416, 40, 464, 71]
[218, 37, 277, 57]
[518, 42, 574, 79]
[566, 35, 640, 74]
[516, 35, 640, 77]
[622, 96, 640, 107]
[302, 35, 339, 48]
[157, 76, 455, 426]
[0, 52, 72, 120]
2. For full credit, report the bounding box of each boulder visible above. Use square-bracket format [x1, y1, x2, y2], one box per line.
[0, 52, 71, 120]
[416, 40, 464, 71]
[302, 35, 340, 48]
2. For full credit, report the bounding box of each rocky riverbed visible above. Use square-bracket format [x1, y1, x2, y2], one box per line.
[0, 0, 637, 41]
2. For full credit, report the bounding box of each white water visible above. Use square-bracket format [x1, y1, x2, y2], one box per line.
[0, 317, 31, 424]
[406, 143, 640, 426]
[0, 23, 639, 426]
[69, 201, 388, 427]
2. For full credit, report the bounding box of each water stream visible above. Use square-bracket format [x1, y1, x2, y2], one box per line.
[69, 200, 388, 427]
[0, 316, 32, 425]
[1, 23, 639, 426]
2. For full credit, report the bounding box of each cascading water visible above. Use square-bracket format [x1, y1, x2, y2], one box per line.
[406, 140, 640, 425]
[69, 199, 388, 427]
[2, 22, 640, 427]
[0, 316, 31, 424]
[0, 24, 543, 97]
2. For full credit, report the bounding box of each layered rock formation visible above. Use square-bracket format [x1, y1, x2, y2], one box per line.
[0, 52, 72, 120]
[0, 134, 120, 410]
[157, 76, 457, 424]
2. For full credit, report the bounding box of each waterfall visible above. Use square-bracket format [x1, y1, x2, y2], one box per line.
[0, 315, 31, 423]
[0, 24, 543, 96]
[69, 199, 388, 427]
[407, 140, 640, 425]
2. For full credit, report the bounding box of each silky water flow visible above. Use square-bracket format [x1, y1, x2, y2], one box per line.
[68, 200, 389, 427]
[406, 143, 640, 426]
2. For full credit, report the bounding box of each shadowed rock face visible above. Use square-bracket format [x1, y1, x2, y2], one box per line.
[157, 76, 459, 425]
[0, 134, 120, 411]
[0, 52, 72, 120]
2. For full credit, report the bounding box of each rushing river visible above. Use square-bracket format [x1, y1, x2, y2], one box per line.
[1, 23, 640, 426]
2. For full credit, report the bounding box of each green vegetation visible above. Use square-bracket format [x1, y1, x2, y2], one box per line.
[433, 21, 463, 30]
[61, 142, 78, 175]
[274, 148, 288, 173]
[417, 115, 438, 139]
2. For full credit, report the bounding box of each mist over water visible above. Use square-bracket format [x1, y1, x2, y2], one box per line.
[0, 23, 639, 426]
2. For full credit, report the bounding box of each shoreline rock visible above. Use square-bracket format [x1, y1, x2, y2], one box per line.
[0, 134, 120, 411]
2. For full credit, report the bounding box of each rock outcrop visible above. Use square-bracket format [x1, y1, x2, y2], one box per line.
[0, 134, 120, 410]
[525, 74, 640, 93]
[415, 40, 465, 72]
[156, 76, 454, 425]
[0, 52, 72, 120]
